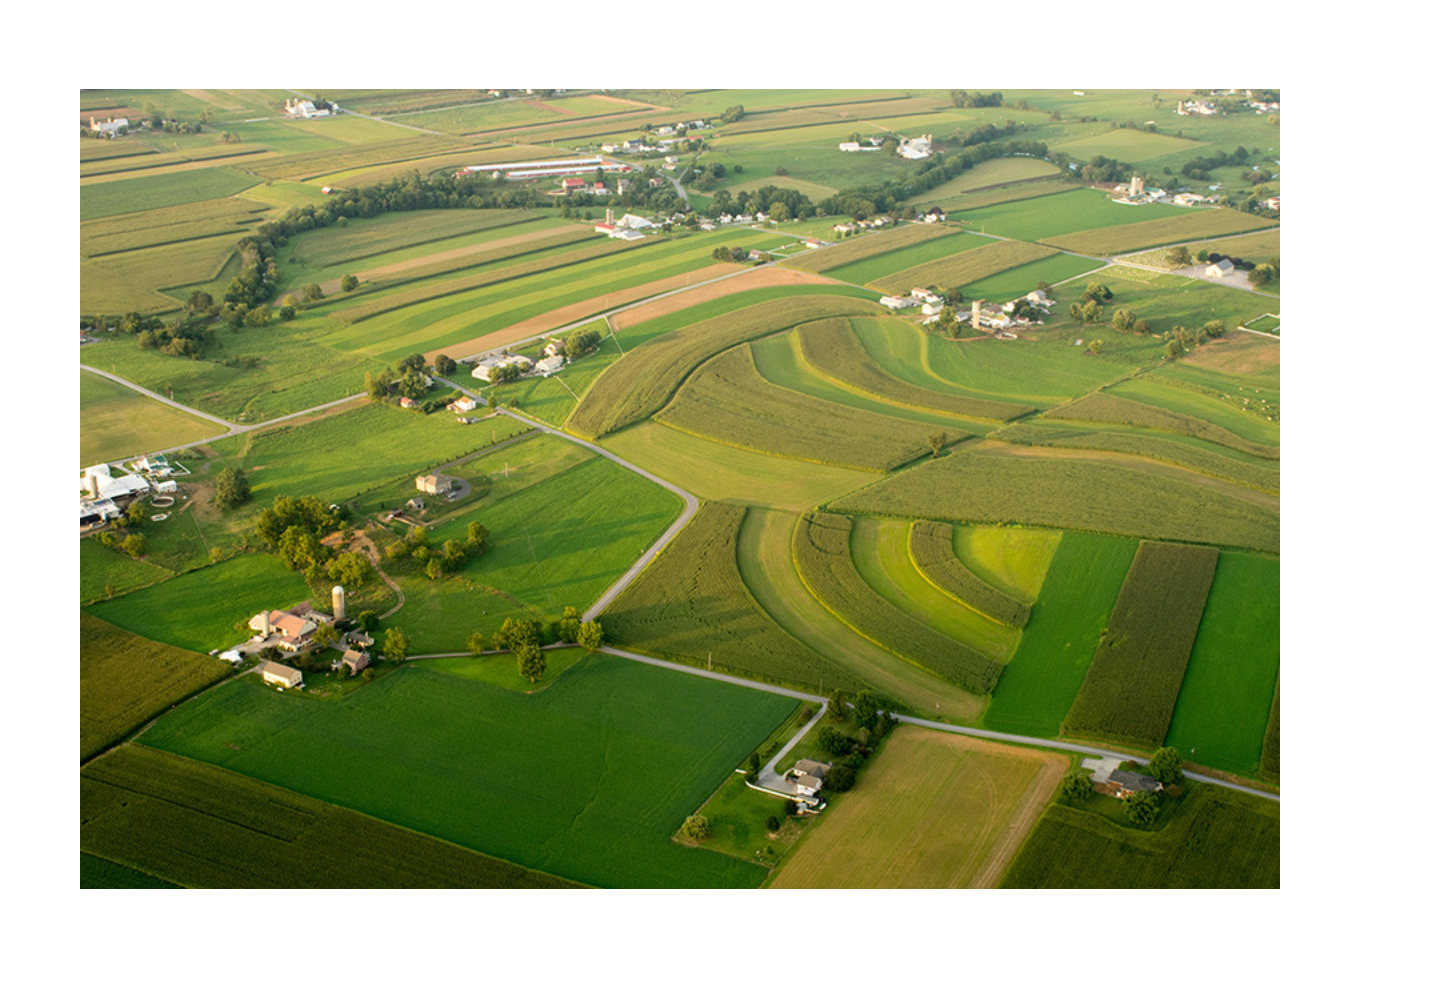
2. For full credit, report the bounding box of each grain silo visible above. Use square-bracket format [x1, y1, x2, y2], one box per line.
[332, 585, 346, 622]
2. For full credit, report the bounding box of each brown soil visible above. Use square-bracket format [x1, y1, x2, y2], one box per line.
[969, 740, 1068, 889]
[430, 263, 747, 362]
[610, 266, 843, 330]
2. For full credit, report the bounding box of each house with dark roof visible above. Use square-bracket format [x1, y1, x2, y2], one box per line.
[788, 759, 832, 797]
[1108, 769, 1162, 798]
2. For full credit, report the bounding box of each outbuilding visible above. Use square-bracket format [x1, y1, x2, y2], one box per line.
[260, 661, 305, 689]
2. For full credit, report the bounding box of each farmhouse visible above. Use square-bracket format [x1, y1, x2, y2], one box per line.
[789, 759, 832, 797]
[337, 649, 371, 675]
[1206, 258, 1236, 278]
[543, 340, 565, 358]
[1265, 196, 1280, 212]
[260, 661, 305, 689]
[470, 354, 532, 381]
[1026, 289, 1052, 308]
[897, 134, 933, 160]
[416, 473, 456, 495]
[82, 463, 151, 503]
[398, 396, 417, 409]
[249, 609, 318, 653]
[922, 207, 947, 223]
[284, 98, 332, 119]
[971, 300, 1014, 331]
[879, 295, 920, 310]
[87, 116, 131, 137]
[1108, 769, 1162, 798]
[535, 355, 566, 376]
[446, 396, 479, 414]
[832, 222, 856, 236]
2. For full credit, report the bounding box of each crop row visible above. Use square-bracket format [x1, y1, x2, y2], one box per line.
[567, 294, 881, 438]
[347, 226, 599, 291]
[80, 145, 269, 179]
[994, 422, 1280, 493]
[1062, 541, 1219, 749]
[658, 345, 944, 472]
[792, 512, 1004, 695]
[1043, 392, 1279, 460]
[832, 451, 1279, 553]
[294, 208, 535, 268]
[784, 223, 954, 274]
[82, 198, 270, 257]
[82, 746, 579, 888]
[875, 238, 1057, 296]
[245, 134, 474, 180]
[796, 318, 1035, 422]
[330, 237, 645, 323]
[1042, 209, 1279, 257]
[600, 502, 856, 691]
[908, 521, 1032, 628]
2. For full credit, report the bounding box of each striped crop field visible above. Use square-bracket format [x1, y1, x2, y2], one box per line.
[954, 188, 1194, 242]
[831, 450, 1279, 553]
[600, 502, 857, 691]
[80, 167, 260, 220]
[795, 319, 1035, 422]
[784, 224, 955, 274]
[1062, 541, 1219, 750]
[82, 234, 239, 314]
[908, 521, 1031, 627]
[81, 198, 268, 257]
[874, 238, 1057, 296]
[1043, 392, 1279, 459]
[822, 230, 990, 286]
[957, 253, 1108, 305]
[245, 134, 471, 180]
[82, 746, 581, 888]
[792, 513, 1004, 695]
[657, 345, 942, 472]
[325, 225, 601, 293]
[567, 294, 883, 439]
[904, 157, 1063, 205]
[81, 614, 232, 762]
[1043, 209, 1278, 256]
[288, 209, 536, 268]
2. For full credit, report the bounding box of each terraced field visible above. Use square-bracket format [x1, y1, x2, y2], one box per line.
[908, 520, 1031, 627]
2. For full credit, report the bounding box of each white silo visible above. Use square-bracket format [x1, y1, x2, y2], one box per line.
[332, 585, 346, 621]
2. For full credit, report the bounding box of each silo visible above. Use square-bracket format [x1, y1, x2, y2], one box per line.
[332, 585, 346, 622]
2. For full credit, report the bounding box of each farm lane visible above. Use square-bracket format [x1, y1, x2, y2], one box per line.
[598, 647, 828, 705]
[434, 376, 701, 623]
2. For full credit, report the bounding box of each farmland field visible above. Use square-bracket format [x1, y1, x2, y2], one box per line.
[908, 520, 1031, 627]
[769, 726, 1067, 888]
[904, 157, 1062, 205]
[982, 533, 1138, 737]
[80, 167, 259, 220]
[1000, 784, 1279, 888]
[872, 238, 1057, 296]
[137, 657, 793, 888]
[80, 538, 174, 605]
[822, 230, 990, 286]
[80, 613, 233, 761]
[1043, 209, 1278, 256]
[957, 253, 1106, 302]
[953, 188, 1193, 242]
[1050, 129, 1201, 163]
[833, 449, 1280, 553]
[80, 370, 220, 464]
[1164, 553, 1280, 774]
[783, 224, 955, 274]
[82, 745, 581, 888]
[1062, 541, 1219, 750]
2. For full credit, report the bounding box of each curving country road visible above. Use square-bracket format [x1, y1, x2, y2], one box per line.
[434, 376, 700, 623]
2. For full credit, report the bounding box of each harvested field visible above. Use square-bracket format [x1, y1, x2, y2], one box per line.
[768, 726, 1067, 888]
[435, 263, 743, 363]
[874, 239, 1057, 296]
[1062, 541, 1219, 750]
[610, 266, 841, 330]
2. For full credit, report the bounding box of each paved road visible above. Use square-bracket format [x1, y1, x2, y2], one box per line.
[434, 377, 700, 622]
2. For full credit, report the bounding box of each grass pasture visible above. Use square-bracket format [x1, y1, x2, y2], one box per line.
[1050, 129, 1201, 163]
[1164, 552, 1280, 775]
[85, 554, 312, 654]
[80, 538, 174, 605]
[600, 502, 856, 692]
[1103, 377, 1279, 450]
[793, 513, 1003, 695]
[82, 745, 580, 888]
[80, 371, 220, 464]
[80, 613, 233, 762]
[831, 450, 1279, 553]
[1001, 783, 1279, 888]
[1062, 542, 1219, 750]
[874, 238, 1057, 297]
[138, 658, 793, 888]
[768, 726, 1067, 888]
[657, 345, 940, 472]
[954, 188, 1193, 243]
[956, 253, 1106, 302]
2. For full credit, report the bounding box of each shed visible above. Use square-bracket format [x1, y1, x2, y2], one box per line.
[1205, 258, 1235, 278]
[260, 661, 305, 689]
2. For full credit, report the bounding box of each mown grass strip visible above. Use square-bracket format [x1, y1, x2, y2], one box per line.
[909, 521, 1031, 627]
[792, 512, 1003, 695]
[567, 294, 883, 439]
[600, 502, 855, 691]
[1062, 541, 1219, 750]
[82, 746, 582, 888]
[796, 318, 1034, 422]
[657, 345, 942, 472]
[874, 238, 1057, 296]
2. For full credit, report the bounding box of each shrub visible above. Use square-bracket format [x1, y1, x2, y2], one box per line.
[825, 765, 856, 792]
[680, 814, 710, 841]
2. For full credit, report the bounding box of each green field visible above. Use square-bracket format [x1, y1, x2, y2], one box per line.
[1050, 129, 1202, 163]
[81, 197, 267, 257]
[85, 554, 311, 654]
[81, 613, 233, 761]
[1164, 553, 1280, 774]
[80, 370, 220, 464]
[80, 167, 260, 220]
[954, 188, 1194, 243]
[137, 657, 793, 888]
[1105, 375, 1279, 448]
[1000, 784, 1279, 888]
[82, 232, 241, 314]
[833, 449, 1279, 553]
[283, 208, 537, 270]
[822, 230, 990, 286]
[1044, 209, 1278, 257]
[904, 157, 1063, 205]
[82, 745, 580, 888]
[784, 224, 954, 275]
[958, 253, 1107, 302]
[981, 532, 1138, 737]
[1063, 542, 1219, 750]
[873, 238, 1059, 296]
[908, 520, 1031, 627]
[80, 538, 175, 605]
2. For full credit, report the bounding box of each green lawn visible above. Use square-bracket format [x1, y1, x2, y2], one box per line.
[1164, 552, 1280, 775]
[85, 554, 311, 654]
[981, 533, 1137, 736]
[137, 657, 794, 888]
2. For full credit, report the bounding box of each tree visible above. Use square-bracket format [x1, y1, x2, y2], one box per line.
[466, 631, 488, 657]
[313, 621, 339, 650]
[1060, 771, 1093, 803]
[1166, 245, 1193, 267]
[383, 627, 407, 663]
[1201, 319, 1226, 338]
[1112, 307, 1136, 333]
[928, 432, 946, 458]
[765, 815, 780, 832]
[214, 467, 252, 510]
[747, 751, 763, 776]
[1248, 262, 1277, 287]
[494, 616, 540, 651]
[340, 274, 359, 292]
[434, 354, 456, 376]
[1133, 318, 1151, 335]
[302, 283, 324, 302]
[356, 609, 378, 633]
[425, 558, 444, 580]
[327, 550, 371, 588]
[1080, 299, 1104, 324]
[818, 726, 854, 756]
[516, 643, 546, 683]
[852, 690, 882, 730]
[577, 620, 604, 653]
[680, 814, 710, 841]
[466, 521, 490, 551]
[121, 532, 147, 558]
[1124, 789, 1160, 828]
[1149, 746, 1185, 785]
[825, 765, 856, 792]
[187, 290, 213, 313]
[557, 606, 582, 643]
[1087, 339, 1104, 355]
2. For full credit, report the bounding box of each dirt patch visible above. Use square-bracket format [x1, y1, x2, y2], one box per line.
[610, 266, 844, 330]
[1181, 334, 1279, 377]
[432, 263, 751, 361]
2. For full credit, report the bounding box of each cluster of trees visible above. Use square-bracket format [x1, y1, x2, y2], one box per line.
[1161, 320, 1226, 359]
[708, 183, 816, 221]
[96, 500, 150, 558]
[365, 353, 434, 402]
[719, 104, 745, 124]
[1109, 307, 1150, 336]
[1069, 282, 1113, 325]
[811, 689, 899, 794]
[1180, 146, 1256, 180]
[563, 328, 600, 359]
[213, 467, 252, 511]
[254, 495, 371, 589]
[467, 609, 604, 683]
[950, 90, 1004, 108]
[385, 520, 489, 581]
[1076, 155, 1134, 184]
